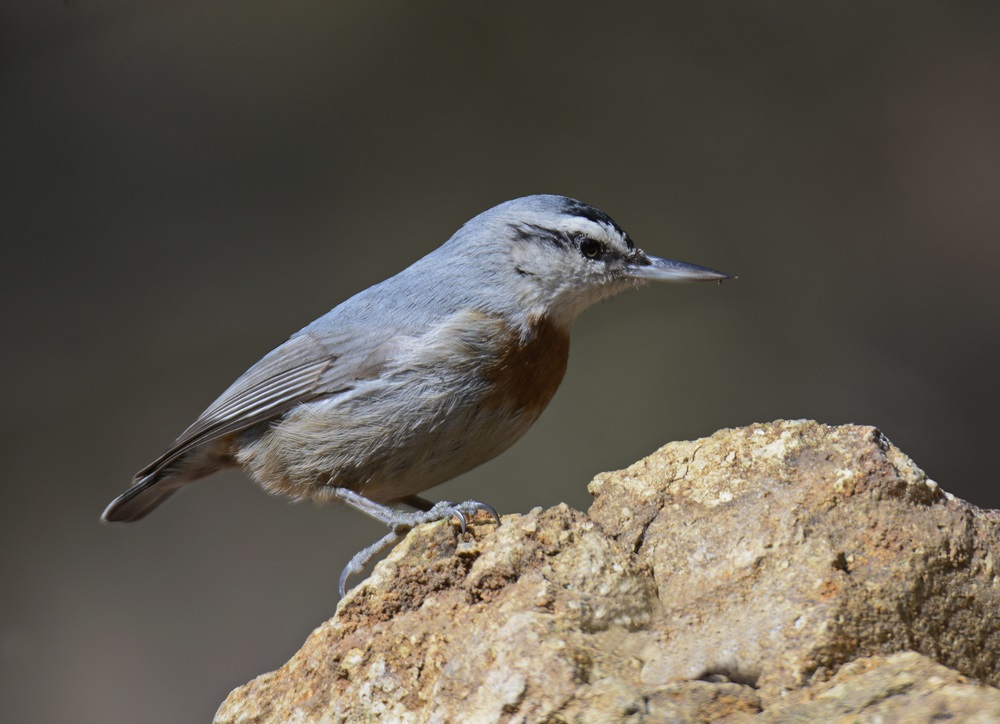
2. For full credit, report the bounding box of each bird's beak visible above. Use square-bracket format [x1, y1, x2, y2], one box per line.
[627, 254, 734, 283]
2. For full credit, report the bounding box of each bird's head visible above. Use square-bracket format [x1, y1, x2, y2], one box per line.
[449, 195, 732, 328]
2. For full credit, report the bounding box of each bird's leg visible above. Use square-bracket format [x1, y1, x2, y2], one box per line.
[332, 488, 501, 597]
[401, 494, 439, 511]
[338, 530, 403, 598]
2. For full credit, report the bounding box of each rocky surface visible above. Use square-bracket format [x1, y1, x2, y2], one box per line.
[215, 420, 1000, 722]
[754, 651, 1000, 723]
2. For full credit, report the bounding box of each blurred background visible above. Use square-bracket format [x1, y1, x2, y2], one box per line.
[2, 2, 999, 721]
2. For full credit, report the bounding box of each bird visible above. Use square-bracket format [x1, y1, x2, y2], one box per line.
[102, 194, 732, 595]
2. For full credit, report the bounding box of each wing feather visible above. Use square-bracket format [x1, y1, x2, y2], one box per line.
[135, 332, 339, 478]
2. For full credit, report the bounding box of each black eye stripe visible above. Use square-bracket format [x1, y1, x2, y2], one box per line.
[509, 222, 572, 249]
[508, 222, 623, 262]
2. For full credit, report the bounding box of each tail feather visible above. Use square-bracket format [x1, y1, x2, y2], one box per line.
[102, 434, 239, 523]
[101, 473, 181, 523]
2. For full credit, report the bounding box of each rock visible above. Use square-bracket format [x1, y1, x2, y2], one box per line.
[754, 651, 1000, 723]
[215, 420, 1000, 722]
[218, 505, 665, 723]
[589, 420, 1000, 700]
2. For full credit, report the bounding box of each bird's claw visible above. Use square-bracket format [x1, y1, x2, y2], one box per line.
[446, 500, 501, 530]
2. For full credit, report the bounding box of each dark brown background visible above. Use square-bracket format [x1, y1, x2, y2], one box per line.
[3, 2, 999, 722]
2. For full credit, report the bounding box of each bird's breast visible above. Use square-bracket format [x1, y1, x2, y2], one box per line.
[482, 314, 570, 417]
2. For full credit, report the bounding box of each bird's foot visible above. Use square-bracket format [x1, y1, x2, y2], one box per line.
[337, 496, 501, 597]
[396, 497, 501, 534]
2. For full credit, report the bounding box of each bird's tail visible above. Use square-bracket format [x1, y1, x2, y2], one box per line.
[101, 471, 183, 523]
[102, 435, 237, 523]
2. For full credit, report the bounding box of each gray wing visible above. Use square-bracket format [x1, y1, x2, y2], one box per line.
[103, 276, 457, 523]
[134, 329, 360, 479]
[102, 319, 410, 523]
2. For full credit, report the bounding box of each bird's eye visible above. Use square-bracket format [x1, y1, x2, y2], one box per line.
[579, 238, 602, 259]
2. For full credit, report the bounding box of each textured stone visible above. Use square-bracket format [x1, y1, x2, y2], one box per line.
[588, 420, 1000, 701]
[216, 420, 1000, 722]
[218, 505, 659, 723]
[754, 651, 1000, 723]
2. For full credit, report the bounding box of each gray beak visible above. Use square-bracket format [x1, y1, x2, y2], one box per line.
[628, 254, 734, 282]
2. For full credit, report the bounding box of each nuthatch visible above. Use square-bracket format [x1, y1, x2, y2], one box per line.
[102, 195, 732, 595]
